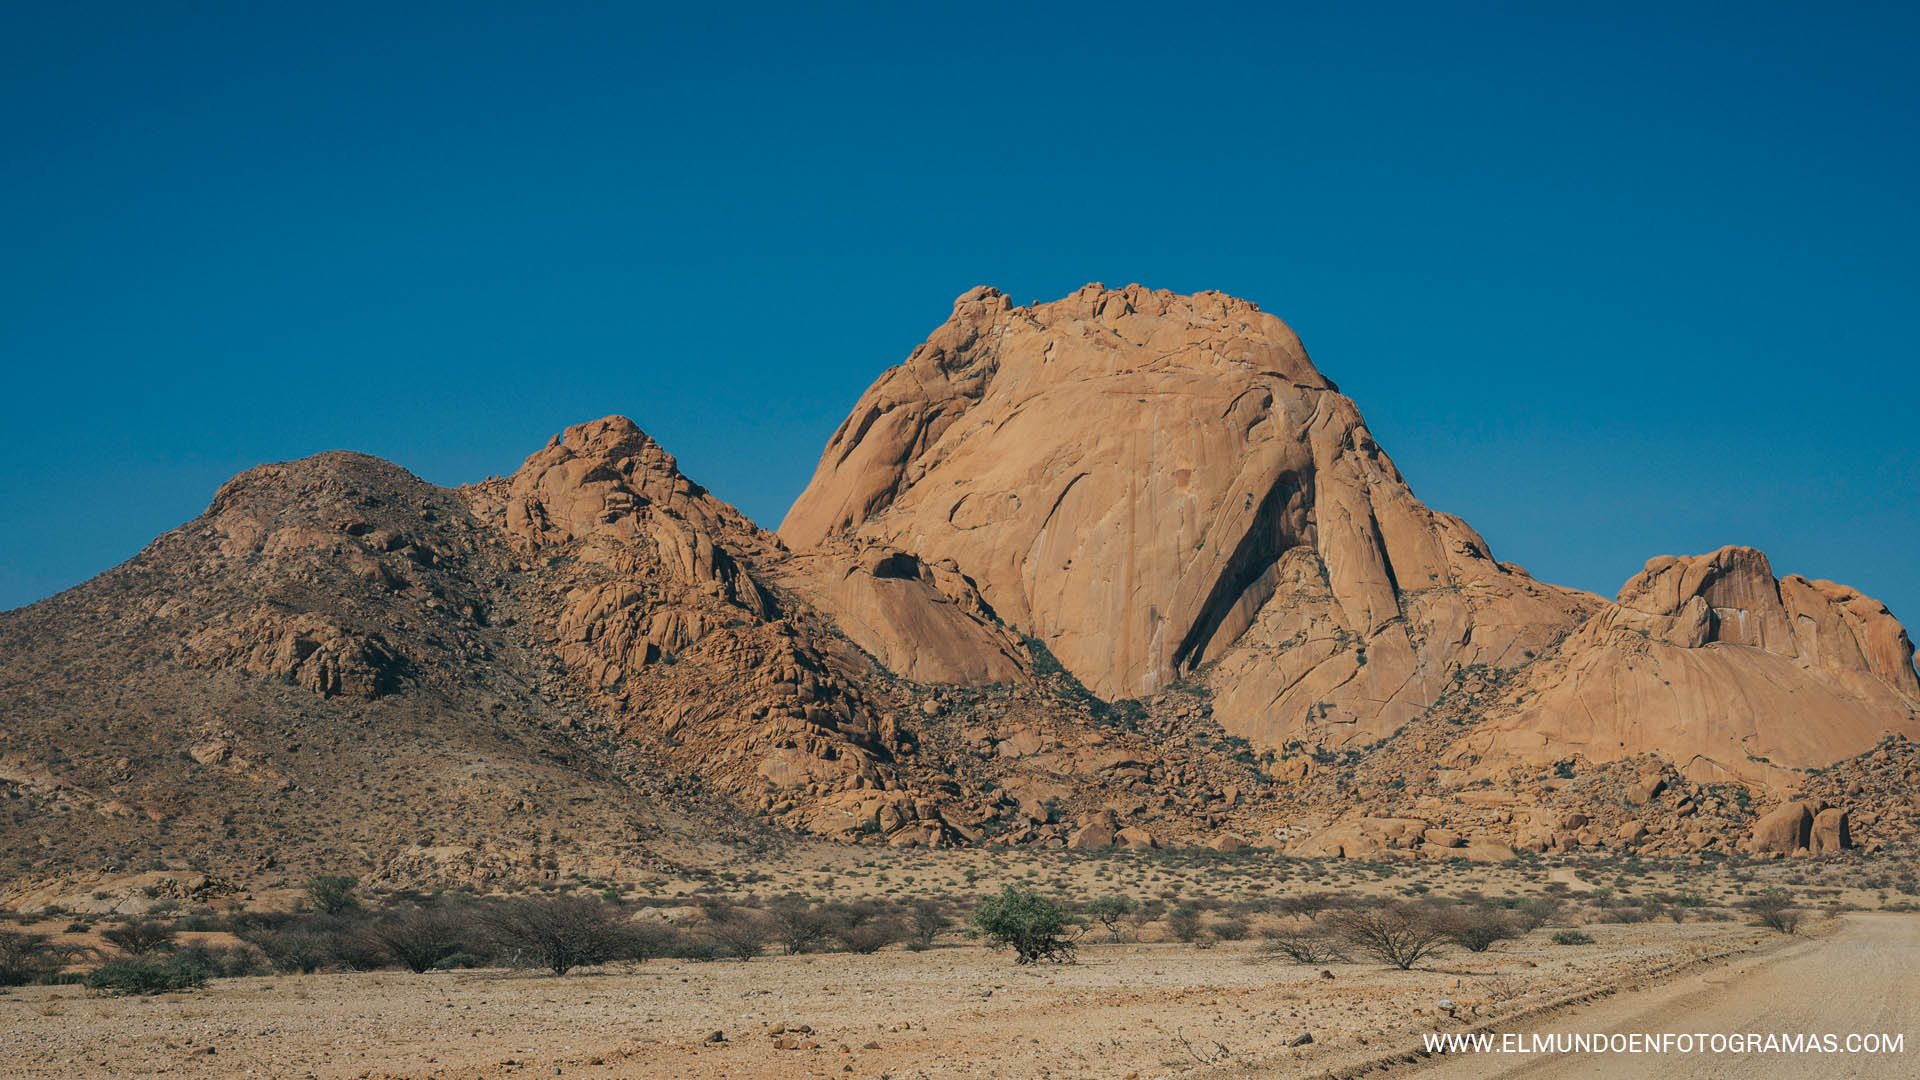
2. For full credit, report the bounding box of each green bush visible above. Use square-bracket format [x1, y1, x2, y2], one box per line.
[173, 942, 266, 978]
[85, 954, 209, 995]
[305, 875, 361, 916]
[1551, 929, 1595, 945]
[970, 885, 1077, 964]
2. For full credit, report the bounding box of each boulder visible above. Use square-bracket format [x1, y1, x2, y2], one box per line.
[1458, 838, 1520, 863]
[1285, 817, 1429, 859]
[1744, 801, 1816, 855]
[1068, 821, 1116, 850]
[1810, 807, 1851, 854]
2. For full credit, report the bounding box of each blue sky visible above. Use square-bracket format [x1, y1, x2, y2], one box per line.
[3, 2, 1916, 627]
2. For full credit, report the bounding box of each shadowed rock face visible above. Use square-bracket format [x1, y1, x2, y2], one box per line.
[780, 283, 1598, 736]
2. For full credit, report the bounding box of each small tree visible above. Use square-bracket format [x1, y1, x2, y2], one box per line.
[1440, 906, 1520, 953]
[305, 875, 360, 916]
[0, 929, 80, 986]
[1167, 904, 1205, 943]
[971, 885, 1077, 965]
[1259, 925, 1347, 964]
[767, 896, 836, 955]
[242, 928, 333, 973]
[836, 917, 903, 954]
[1086, 895, 1137, 942]
[701, 904, 774, 961]
[624, 919, 678, 963]
[102, 920, 177, 956]
[1512, 896, 1564, 931]
[486, 896, 632, 975]
[908, 899, 951, 949]
[1743, 889, 1802, 934]
[371, 906, 469, 973]
[1332, 904, 1450, 970]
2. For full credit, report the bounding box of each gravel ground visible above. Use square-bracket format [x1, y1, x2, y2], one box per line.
[0, 920, 1777, 1079]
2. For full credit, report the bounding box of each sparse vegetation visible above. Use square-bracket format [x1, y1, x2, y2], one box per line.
[1743, 889, 1803, 934]
[1332, 903, 1450, 970]
[84, 954, 209, 995]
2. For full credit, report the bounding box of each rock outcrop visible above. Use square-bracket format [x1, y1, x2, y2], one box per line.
[460, 417, 916, 828]
[774, 543, 1029, 684]
[1443, 547, 1920, 785]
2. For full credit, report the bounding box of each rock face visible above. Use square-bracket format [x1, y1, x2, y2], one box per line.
[781, 284, 1597, 754]
[774, 544, 1029, 684]
[1444, 547, 1920, 785]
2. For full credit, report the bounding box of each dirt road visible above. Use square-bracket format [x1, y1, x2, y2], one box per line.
[1413, 913, 1919, 1079]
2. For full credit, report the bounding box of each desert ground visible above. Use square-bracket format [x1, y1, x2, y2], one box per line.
[4, 846, 1914, 1079]
[1412, 912, 1918, 1080]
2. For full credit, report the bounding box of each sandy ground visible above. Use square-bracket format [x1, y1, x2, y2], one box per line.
[0, 918, 1787, 1080]
[1409, 912, 1919, 1079]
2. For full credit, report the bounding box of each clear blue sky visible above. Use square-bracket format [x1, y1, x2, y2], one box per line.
[4, 2, 1916, 628]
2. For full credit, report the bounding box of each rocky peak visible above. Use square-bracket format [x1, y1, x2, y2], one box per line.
[1445, 545, 1920, 786]
[782, 283, 1591, 710]
[469, 415, 773, 556]
[1615, 545, 1918, 693]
